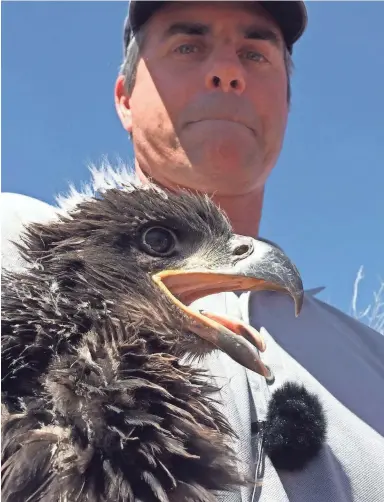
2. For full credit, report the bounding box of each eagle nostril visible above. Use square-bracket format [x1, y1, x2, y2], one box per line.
[233, 244, 251, 257]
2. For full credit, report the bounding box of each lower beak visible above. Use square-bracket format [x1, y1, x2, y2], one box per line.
[152, 239, 304, 375]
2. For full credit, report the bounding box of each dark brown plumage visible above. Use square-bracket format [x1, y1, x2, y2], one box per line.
[1, 174, 326, 501]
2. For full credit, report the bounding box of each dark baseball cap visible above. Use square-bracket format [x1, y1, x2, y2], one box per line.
[123, 1, 308, 55]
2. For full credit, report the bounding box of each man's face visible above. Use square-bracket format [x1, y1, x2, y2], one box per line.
[116, 1, 289, 196]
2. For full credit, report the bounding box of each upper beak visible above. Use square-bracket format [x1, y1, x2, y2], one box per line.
[152, 237, 304, 375]
[229, 238, 304, 317]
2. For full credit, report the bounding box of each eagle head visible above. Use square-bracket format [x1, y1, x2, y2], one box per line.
[4, 180, 303, 383]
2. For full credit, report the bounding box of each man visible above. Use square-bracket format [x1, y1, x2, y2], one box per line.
[2, 2, 384, 501]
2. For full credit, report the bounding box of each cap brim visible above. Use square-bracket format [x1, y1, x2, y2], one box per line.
[260, 1, 307, 51]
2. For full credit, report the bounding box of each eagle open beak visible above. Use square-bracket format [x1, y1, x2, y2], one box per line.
[152, 238, 304, 376]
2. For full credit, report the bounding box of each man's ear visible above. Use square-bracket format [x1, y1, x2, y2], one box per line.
[114, 75, 132, 134]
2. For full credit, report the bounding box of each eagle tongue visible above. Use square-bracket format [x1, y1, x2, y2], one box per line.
[199, 310, 266, 353]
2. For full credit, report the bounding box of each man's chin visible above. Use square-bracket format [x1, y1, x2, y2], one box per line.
[184, 156, 262, 196]
[189, 138, 259, 176]
[187, 119, 255, 148]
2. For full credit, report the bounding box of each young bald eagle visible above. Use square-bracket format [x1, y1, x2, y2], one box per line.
[1, 168, 326, 502]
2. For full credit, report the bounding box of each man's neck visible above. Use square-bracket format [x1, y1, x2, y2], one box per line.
[211, 189, 263, 237]
[136, 166, 263, 238]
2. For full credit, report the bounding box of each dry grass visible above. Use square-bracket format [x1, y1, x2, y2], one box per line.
[350, 266, 384, 335]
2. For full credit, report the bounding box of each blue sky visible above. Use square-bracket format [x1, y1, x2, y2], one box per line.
[2, 1, 383, 322]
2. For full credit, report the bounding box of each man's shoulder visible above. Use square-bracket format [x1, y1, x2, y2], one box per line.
[1, 192, 59, 271]
[306, 291, 384, 369]
[246, 288, 384, 435]
[311, 293, 383, 348]
[1, 192, 57, 218]
[249, 286, 384, 358]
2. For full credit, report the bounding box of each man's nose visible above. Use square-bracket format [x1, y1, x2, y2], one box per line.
[205, 52, 246, 95]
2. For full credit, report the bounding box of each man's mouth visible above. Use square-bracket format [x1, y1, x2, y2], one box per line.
[188, 119, 255, 135]
[152, 240, 304, 377]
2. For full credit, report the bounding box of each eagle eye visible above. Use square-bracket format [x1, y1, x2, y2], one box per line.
[141, 226, 177, 257]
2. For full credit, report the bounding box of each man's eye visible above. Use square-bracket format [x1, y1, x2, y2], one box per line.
[242, 51, 268, 63]
[175, 44, 199, 55]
